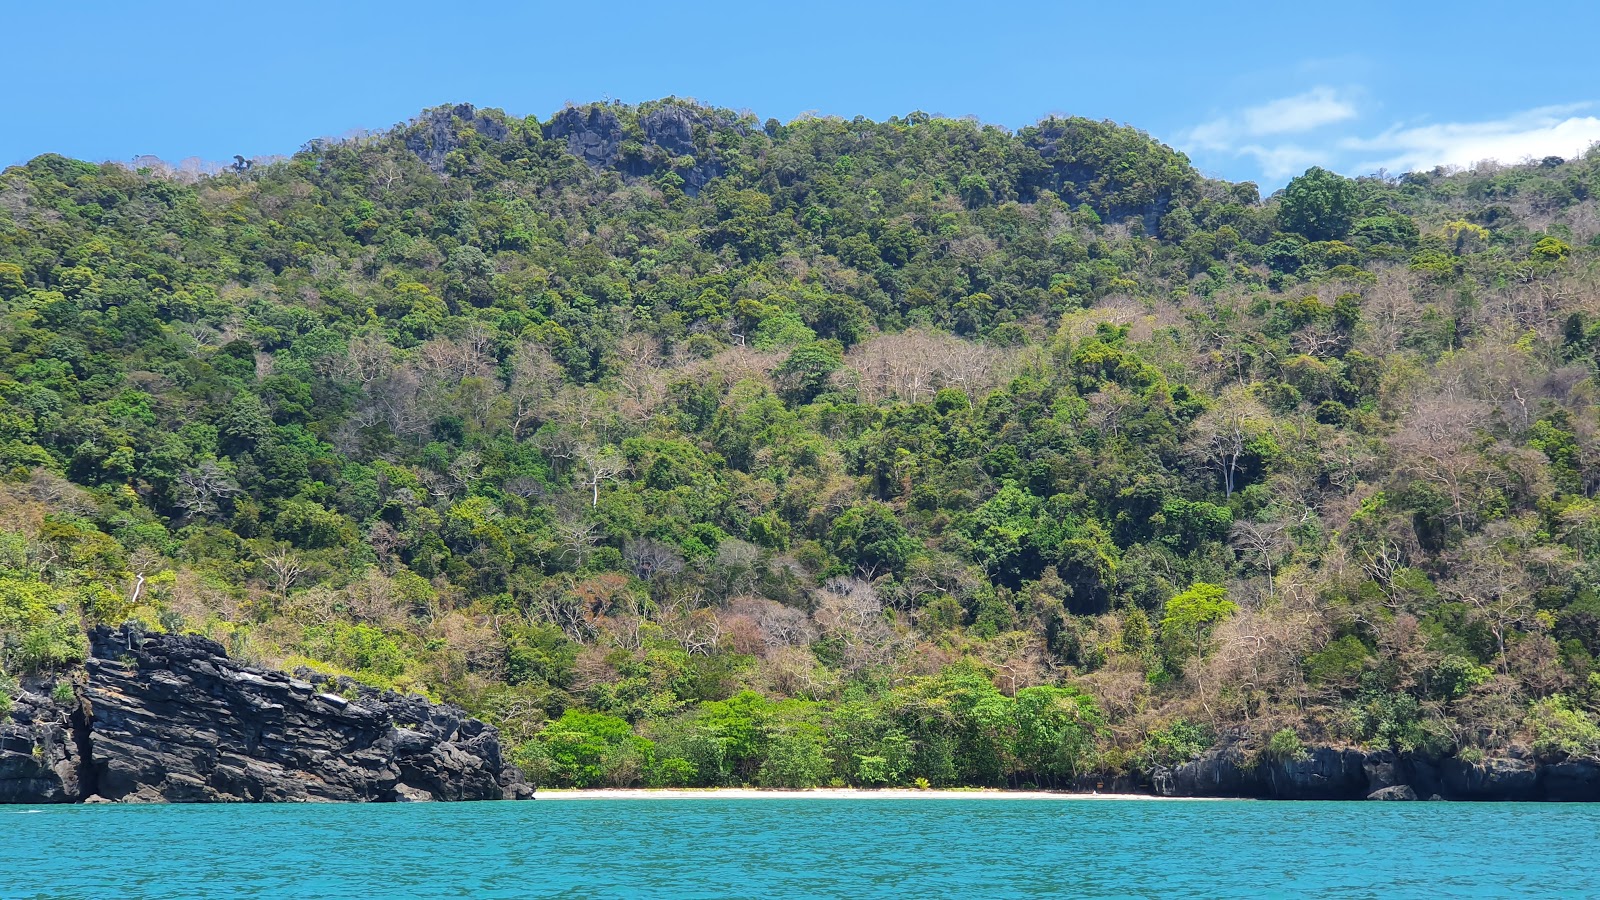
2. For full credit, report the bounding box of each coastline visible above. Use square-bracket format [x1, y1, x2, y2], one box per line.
[536, 787, 1221, 800]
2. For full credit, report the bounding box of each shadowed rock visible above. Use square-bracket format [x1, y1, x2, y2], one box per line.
[1144, 731, 1600, 801]
[0, 624, 531, 803]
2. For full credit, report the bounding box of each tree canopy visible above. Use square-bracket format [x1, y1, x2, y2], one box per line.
[3, 99, 1600, 785]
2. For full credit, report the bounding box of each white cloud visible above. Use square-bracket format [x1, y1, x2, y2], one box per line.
[1343, 104, 1600, 174]
[1231, 143, 1326, 182]
[1181, 92, 1600, 185]
[1184, 87, 1357, 152]
[1240, 88, 1358, 137]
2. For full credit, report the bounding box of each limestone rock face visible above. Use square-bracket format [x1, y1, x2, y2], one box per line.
[1149, 737, 1369, 800]
[404, 103, 510, 173]
[542, 103, 743, 195]
[0, 624, 531, 803]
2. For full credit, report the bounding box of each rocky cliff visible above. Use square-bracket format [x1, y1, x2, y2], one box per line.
[1144, 733, 1600, 801]
[542, 103, 743, 195]
[0, 625, 531, 803]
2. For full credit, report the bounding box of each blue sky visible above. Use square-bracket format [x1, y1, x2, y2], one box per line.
[8, 0, 1600, 186]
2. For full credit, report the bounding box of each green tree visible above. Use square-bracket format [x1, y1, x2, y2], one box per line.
[1159, 582, 1237, 670]
[774, 340, 843, 405]
[1278, 166, 1358, 241]
[538, 710, 657, 787]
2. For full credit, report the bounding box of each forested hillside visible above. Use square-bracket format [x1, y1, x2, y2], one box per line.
[4, 99, 1600, 788]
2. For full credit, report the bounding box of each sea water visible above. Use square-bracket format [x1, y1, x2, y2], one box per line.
[2, 798, 1594, 899]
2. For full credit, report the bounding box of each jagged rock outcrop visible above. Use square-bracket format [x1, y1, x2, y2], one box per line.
[543, 103, 741, 195]
[0, 677, 85, 803]
[1144, 733, 1600, 801]
[404, 103, 510, 173]
[0, 625, 531, 803]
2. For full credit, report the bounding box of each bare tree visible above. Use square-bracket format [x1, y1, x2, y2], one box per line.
[577, 446, 626, 507]
[174, 460, 239, 521]
[533, 427, 579, 478]
[729, 597, 817, 652]
[506, 343, 562, 438]
[1186, 388, 1271, 498]
[812, 577, 899, 674]
[846, 329, 1011, 404]
[1391, 397, 1491, 530]
[343, 333, 396, 386]
[1230, 520, 1291, 597]
[1444, 528, 1537, 669]
[553, 512, 601, 567]
[258, 543, 306, 599]
[623, 538, 685, 582]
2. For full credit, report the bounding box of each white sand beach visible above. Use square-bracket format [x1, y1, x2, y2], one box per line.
[536, 788, 1220, 800]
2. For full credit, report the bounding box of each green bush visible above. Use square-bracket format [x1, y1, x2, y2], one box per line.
[0, 580, 87, 674]
[537, 710, 656, 788]
[757, 725, 831, 788]
[1138, 719, 1214, 768]
[1527, 697, 1600, 758]
[1261, 728, 1306, 763]
[297, 622, 409, 680]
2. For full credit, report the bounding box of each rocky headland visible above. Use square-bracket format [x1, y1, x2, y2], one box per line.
[0, 624, 532, 803]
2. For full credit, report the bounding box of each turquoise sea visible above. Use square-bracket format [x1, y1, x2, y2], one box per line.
[2, 798, 1595, 899]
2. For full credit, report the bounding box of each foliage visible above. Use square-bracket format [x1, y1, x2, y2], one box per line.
[0, 97, 1596, 783]
[1261, 728, 1306, 763]
[1278, 167, 1359, 242]
[1527, 697, 1600, 758]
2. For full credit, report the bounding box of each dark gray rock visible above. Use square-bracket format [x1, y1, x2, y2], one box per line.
[1438, 751, 1539, 801]
[1141, 733, 1600, 801]
[0, 677, 85, 803]
[546, 104, 625, 170]
[1151, 735, 1371, 800]
[0, 624, 531, 803]
[1539, 758, 1600, 801]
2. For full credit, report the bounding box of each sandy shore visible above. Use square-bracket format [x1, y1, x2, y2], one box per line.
[537, 788, 1216, 801]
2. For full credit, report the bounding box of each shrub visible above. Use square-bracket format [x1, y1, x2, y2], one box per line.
[1527, 697, 1600, 758]
[757, 725, 831, 788]
[647, 756, 697, 787]
[297, 622, 409, 680]
[0, 580, 88, 674]
[1261, 728, 1307, 763]
[1138, 719, 1214, 768]
[537, 710, 655, 788]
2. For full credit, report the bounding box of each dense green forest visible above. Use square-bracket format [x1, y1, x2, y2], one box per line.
[4, 99, 1600, 788]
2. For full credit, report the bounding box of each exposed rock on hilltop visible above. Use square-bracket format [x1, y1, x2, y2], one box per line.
[543, 102, 742, 194]
[404, 103, 511, 173]
[0, 625, 531, 803]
